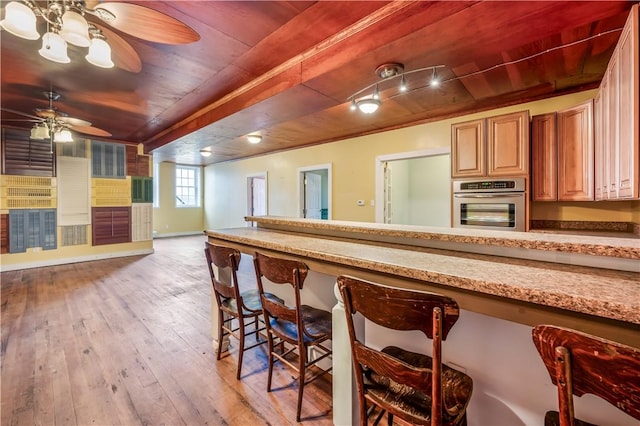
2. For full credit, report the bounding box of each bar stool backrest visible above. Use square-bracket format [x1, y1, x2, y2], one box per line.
[338, 275, 465, 425]
[205, 241, 242, 302]
[532, 325, 640, 425]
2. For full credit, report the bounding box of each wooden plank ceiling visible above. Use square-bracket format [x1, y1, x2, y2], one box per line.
[0, 1, 634, 165]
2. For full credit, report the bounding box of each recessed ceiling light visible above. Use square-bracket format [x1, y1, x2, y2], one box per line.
[247, 134, 262, 144]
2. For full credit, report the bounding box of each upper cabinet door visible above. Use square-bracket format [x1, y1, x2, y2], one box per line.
[451, 119, 485, 178]
[487, 111, 529, 177]
[531, 113, 558, 201]
[617, 4, 639, 199]
[557, 100, 594, 201]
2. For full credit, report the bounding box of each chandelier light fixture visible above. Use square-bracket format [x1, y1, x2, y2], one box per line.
[348, 63, 445, 114]
[0, 0, 114, 68]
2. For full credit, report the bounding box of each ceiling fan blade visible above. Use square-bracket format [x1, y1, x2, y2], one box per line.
[93, 23, 142, 73]
[60, 116, 92, 127]
[1, 107, 41, 120]
[70, 124, 112, 137]
[0, 119, 42, 123]
[92, 3, 200, 44]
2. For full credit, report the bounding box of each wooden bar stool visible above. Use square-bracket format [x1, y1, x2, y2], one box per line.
[204, 242, 282, 380]
[532, 325, 640, 426]
[253, 251, 333, 422]
[337, 275, 473, 426]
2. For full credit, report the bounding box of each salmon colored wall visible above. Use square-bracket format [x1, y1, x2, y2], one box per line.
[203, 90, 639, 229]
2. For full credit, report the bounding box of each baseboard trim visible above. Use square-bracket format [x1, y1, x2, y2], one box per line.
[153, 231, 204, 238]
[0, 248, 155, 272]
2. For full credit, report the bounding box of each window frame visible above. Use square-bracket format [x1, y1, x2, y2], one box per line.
[175, 165, 201, 208]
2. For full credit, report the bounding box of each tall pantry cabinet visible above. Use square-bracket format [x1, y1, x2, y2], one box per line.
[595, 4, 639, 200]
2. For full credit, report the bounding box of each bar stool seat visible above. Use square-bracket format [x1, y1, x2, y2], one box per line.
[268, 304, 332, 343]
[366, 346, 473, 424]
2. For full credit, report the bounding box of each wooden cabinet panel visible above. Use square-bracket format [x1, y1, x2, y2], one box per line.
[92, 140, 126, 178]
[617, 5, 639, 198]
[1, 128, 55, 177]
[91, 207, 131, 246]
[451, 119, 485, 177]
[131, 177, 153, 203]
[557, 100, 594, 201]
[0, 214, 8, 254]
[531, 113, 557, 201]
[8, 209, 57, 253]
[487, 111, 529, 177]
[594, 91, 605, 200]
[126, 144, 151, 177]
[594, 4, 638, 200]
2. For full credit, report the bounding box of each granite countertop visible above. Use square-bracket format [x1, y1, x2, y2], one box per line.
[246, 216, 640, 260]
[205, 226, 640, 326]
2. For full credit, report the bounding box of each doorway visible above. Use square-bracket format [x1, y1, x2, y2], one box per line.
[246, 172, 267, 226]
[297, 164, 332, 220]
[375, 148, 451, 226]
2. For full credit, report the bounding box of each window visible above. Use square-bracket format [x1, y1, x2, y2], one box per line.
[175, 165, 200, 207]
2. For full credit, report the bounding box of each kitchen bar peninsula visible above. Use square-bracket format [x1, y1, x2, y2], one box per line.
[205, 217, 639, 425]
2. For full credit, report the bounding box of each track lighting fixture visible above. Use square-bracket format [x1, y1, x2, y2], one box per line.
[356, 98, 381, 114]
[348, 62, 445, 114]
[0, 1, 114, 68]
[430, 68, 440, 87]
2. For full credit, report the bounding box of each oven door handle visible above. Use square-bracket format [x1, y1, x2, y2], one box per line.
[454, 193, 524, 198]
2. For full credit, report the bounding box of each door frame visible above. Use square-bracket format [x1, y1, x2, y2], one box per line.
[375, 147, 450, 223]
[297, 163, 332, 220]
[246, 172, 267, 226]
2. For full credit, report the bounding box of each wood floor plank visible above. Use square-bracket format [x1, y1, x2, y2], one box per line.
[1, 235, 334, 426]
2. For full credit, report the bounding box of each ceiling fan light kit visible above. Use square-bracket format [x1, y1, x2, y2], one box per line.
[349, 63, 445, 114]
[1, 1, 114, 68]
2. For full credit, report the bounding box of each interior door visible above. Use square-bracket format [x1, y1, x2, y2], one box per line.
[303, 172, 322, 219]
[247, 175, 266, 226]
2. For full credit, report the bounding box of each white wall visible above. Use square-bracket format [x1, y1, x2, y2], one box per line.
[365, 310, 639, 426]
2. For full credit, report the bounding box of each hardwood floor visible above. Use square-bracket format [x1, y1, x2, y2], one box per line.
[1, 235, 333, 426]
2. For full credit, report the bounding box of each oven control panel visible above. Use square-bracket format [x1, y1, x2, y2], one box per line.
[453, 178, 526, 193]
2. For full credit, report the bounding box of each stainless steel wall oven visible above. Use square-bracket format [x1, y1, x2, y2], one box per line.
[453, 178, 526, 232]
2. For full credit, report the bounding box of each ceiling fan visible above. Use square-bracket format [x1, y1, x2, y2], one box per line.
[1, 90, 112, 144]
[0, 1, 200, 72]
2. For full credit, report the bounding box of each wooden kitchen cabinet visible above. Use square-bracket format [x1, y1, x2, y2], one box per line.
[557, 100, 594, 201]
[451, 119, 485, 177]
[595, 4, 639, 200]
[531, 100, 594, 201]
[487, 111, 529, 176]
[531, 113, 557, 201]
[451, 111, 529, 178]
